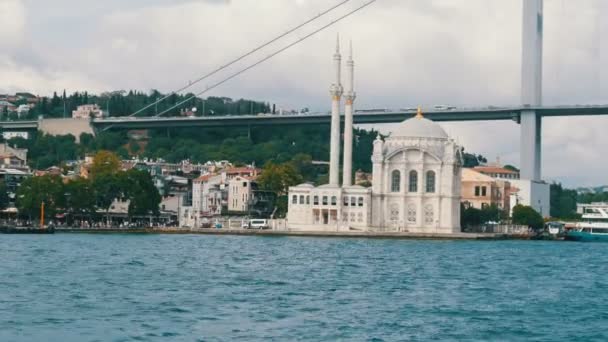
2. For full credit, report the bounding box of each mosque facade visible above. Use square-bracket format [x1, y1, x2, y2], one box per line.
[287, 38, 463, 233]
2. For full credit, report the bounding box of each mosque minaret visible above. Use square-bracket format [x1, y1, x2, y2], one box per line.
[287, 36, 463, 234]
[342, 41, 356, 187]
[328, 35, 344, 186]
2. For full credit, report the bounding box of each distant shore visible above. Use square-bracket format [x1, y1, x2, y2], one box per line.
[55, 227, 531, 240]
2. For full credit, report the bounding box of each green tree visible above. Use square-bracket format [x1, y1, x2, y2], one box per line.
[257, 162, 303, 218]
[64, 178, 96, 221]
[479, 204, 504, 223]
[0, 181, 9, 210]
[550, 183, 578, 219]
[92, 173, 124, 223]
[461, 205, 482, 228]
[257, 162, 303, 195]
[512, 205, 544, 230]
[121, 169, 161, 217]
[16, 175, 65, 220]
[90, 150, 121, 178]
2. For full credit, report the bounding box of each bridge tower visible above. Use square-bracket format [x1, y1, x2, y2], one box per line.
[521, 0, 543, 181]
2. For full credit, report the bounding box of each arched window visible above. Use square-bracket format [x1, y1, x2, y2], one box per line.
[322, 196, 328, 205]
[409, 170, 418, 192]
[358, 197, 364, 207]
[391, 170, 401, 192]
[292, 195, 298, 204]
[313, 196, 319, 205]
[426, 171, 436, 193]
[343, 197, 349, 206]
[299, 195, 305, 204]
[331, 196, 337, 205]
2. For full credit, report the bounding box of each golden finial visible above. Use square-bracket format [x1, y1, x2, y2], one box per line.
[416, 107, 424, 119]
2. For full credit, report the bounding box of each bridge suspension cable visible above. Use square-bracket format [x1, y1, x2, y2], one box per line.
[126, 0, 356, 118]
[149, 0, 377, 120]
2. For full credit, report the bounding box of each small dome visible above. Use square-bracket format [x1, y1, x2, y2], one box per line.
[391, 117, 448, 139]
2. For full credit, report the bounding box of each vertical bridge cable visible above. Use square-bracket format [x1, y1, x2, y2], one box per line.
[126, 0, 356, 118]
[150, 0, 378, 119]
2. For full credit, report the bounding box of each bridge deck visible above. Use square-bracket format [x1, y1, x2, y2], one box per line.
[1, 105, 607, 131]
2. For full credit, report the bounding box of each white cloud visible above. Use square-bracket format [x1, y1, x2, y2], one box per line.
[0, 0, 607, 186]
[0, 0, 25, 49]
[0, 56, 108, 95]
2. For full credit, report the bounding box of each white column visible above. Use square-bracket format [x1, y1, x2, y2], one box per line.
[342, 41, 356, 187]
[520, 110, 542, 180]
[329, 35, 343, 186]
[521, 0, 543, 181]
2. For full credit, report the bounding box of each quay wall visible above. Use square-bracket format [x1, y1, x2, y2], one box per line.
[56, 227, 530, 240]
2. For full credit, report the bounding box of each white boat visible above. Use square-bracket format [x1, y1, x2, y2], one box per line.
[566, 203, 608, 241]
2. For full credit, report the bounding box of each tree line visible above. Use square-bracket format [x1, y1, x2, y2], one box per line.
[14, 151, 161, 223]
[5, 90, 272, 120]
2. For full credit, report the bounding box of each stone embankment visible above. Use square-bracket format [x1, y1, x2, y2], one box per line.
[56, 227, 530, 240]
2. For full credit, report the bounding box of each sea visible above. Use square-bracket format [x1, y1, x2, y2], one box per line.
[0, 234, 606, 341]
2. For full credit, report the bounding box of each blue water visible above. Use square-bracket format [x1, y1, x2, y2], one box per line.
[0, 235, 606, 341]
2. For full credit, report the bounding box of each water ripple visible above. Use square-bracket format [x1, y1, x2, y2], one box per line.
[0, 235, 606, 341]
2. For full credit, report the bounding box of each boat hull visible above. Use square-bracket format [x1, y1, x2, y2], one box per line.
[565, 230, 608, 242]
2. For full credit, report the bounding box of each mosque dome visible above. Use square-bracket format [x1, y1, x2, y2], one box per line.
[390, 114, 448, 140]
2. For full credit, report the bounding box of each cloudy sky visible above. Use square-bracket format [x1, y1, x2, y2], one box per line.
[1, 0, 607, 186]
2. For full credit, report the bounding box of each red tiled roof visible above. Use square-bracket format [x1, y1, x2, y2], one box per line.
[195, 174, 215, 182]
[224, 167, 259, 174]
[473, 166, 518, 174]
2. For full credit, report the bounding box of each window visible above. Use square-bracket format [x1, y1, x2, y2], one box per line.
[407, 204, 417, 223]
[343, 197, 349, 206]
[481, 186, 487, 197]
[313, 196, 319, 205]
[424, 204, 434, 224]
[409, 170, 418, 192]
[390, 204, 399, 224]
[322, 196, 328, 205]
[351, 197, 356, 206]
[243, 182, 247, 187]
[331, 196, 337, 205]
[292, 195, 297, 204]
[426, 171, 436, 193]
[391, 170, 401, 192]
[475, 186, 480, 197]
[358, 197, 364, 207]
[306, 196, 310, 205]
[299, 195, 305, 204]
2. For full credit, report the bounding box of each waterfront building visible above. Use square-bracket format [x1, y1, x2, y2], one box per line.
[192, 174, 225, 220]
[461, 168, 511, 211]
[474, 161, 549, 217]
[287, 39, 463, 233]
[222, 167, 259, 183]
[0, 143, 29, 172]
[474, 165, 520, 180]
[228, 175, 256, 213]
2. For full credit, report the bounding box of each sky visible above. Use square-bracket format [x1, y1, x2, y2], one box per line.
[1, 0, 607, 187]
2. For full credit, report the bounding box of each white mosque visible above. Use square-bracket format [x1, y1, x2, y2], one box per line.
[286, 37, 463, 233]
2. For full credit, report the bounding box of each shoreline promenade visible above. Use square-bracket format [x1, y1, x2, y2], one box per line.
[55, 227, 529, 240]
